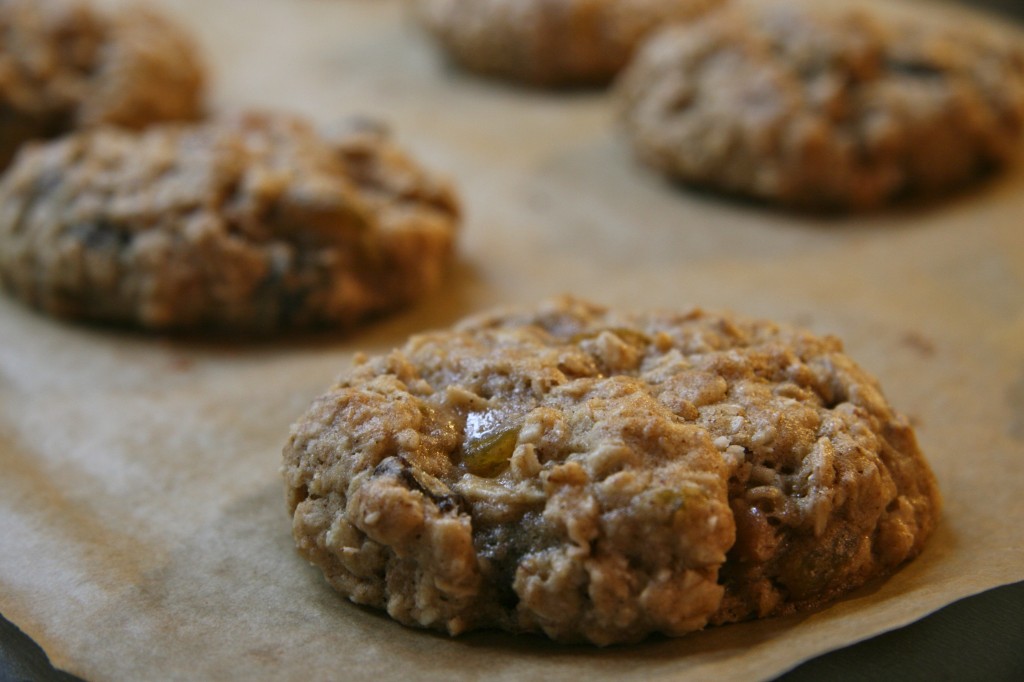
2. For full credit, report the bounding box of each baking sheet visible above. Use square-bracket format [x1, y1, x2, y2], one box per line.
[1, 0, 1023, 680]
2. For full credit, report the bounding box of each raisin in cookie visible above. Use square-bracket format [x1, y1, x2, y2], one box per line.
[283, 297, 940, 644]
[0, 112, 460, 332]
[618, 1, 1024, 210]
[416, 0, 723, 87]
[0, 0, 205, 170]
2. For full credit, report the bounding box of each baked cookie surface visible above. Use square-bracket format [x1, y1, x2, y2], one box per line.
[0, 113, 460, 332]
[283, 297, 940, 644]
[0, 0, 205, 169]
[416, 0, 722, 87]
[618, 2, 1024, 210]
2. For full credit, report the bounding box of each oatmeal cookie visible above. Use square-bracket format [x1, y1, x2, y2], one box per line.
[0, 112, 460, 332]
[283, 297, 940, 644]
[0, 0, 205, 169]
[416, 0, 723, 87]
[618, 1, 1024, 209]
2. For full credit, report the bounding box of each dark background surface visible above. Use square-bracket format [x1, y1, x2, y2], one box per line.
[2, 581, 1023, 682]
[2, 0, 1024, 680]
[972, 0, 1024, 18]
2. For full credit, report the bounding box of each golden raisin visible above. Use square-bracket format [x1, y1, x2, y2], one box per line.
[463, 427, 519, 477]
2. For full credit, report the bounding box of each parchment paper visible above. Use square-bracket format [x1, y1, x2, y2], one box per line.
[1, 1, 1023, 680]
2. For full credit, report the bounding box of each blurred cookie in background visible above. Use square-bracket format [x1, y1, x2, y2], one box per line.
[0, 112, 461, 333]
[416, 0, 723, 87]
[618, 1, 1024, 210]
[0, 0, 206, 169]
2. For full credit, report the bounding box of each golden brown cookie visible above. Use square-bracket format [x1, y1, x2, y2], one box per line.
[283, 297, 940, 644]
[618, 2, 1024, 209]
[0, 0, 206, 169]
[0, 113, 460, 332]
[416, 0, 723, 87]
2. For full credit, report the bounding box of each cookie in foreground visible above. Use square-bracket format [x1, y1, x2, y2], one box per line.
[618, 1, 1024, 210]
[283, 297, 940, 645]
[0, 112, 460, 332]
[416, 0, 722, 87]
[0, 0, 205, 170]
